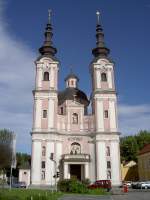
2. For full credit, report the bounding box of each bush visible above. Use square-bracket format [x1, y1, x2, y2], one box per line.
[81, 179, 90, 186]
[58, 178, 88, 193]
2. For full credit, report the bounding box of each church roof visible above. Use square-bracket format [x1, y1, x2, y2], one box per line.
[58, 87, 90, 106]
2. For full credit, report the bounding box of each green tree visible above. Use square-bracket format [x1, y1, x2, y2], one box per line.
[0, 129, 14, 169]
[120, 130, 150, 162]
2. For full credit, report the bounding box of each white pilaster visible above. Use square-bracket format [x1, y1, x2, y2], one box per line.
[85, 163, 89, 179]
[96, 141, 107, 180]
[34, 98, 42, 130]
[48, 98, 54, 130]
[110, 141, 121, 186]
[67, 110, 70, 131]
[109, 100, 117, 132]
[31, 140, 41, 184]
[50, 67, 55, 88]
[96, 100, 104, 132]
[56, 141, 62, 166]
[89, 142, 96, 182]
[64, 163, 69, 179]
[45, 141, 55, 185]
[96, 70, 101, 89]
[107, 70, 112, 88]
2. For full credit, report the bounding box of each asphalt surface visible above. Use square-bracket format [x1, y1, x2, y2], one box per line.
[59, 192, 150, 200]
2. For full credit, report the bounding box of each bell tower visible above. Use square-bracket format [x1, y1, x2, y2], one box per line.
[90, 11, 121, 185]
[31, 10, 60, 185]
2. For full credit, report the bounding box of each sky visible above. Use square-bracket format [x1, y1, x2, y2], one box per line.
[0, 0, 150, 153]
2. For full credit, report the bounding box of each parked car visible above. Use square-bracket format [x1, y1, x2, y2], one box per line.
[12, 182, 26, 188]
[88, 180, 111, 191]
[137, 182, 150, 189]
[131, 182, 139, 189]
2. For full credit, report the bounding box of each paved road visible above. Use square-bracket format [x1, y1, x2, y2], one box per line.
[59, 192, 150, 200]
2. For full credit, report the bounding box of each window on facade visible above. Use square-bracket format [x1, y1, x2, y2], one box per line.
[43, 110, 47, 118]
[107, 170, 111, 179]
[101, 72, 107, 82]
[106, 146, 110, 156]
[70, 142, 81, 155]
[72, 113, 78, 124]
[104, 110, 109, 118]
[41, 161, 45, 169]
[41, 171, 45, 180]
[24, 172, 27, 175]
[107, 161, 111, 169]
[42, 146, 46, 156]
[43, 72, 49, 81]
[60, 107, 63, 115]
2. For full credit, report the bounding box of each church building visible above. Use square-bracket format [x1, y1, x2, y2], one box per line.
[31, 11, 121, 186]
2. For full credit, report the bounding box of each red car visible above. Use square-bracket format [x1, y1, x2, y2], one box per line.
[88, 180, 111, 190]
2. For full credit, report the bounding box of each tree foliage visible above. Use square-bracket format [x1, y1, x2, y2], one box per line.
[0, 129, 14, 169]
[120, 130, 150, 162]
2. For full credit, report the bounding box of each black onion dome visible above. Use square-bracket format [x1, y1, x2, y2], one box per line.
[58, 88, 89, 106]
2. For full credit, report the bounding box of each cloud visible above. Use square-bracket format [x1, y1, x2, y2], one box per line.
[118, 104, 150, 135]
[0, 2, 35, 153]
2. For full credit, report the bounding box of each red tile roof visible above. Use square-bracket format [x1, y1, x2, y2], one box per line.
[139, 144, 150, 155]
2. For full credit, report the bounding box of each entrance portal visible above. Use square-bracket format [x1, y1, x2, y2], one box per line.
[70, 164, 81, 180]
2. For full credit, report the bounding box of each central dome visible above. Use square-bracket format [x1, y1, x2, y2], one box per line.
[58, 87, 90, 106]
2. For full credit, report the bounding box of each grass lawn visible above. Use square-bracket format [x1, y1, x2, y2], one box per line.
[0, 189, 62, 200]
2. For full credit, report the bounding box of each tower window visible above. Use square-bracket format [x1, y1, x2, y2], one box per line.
[72, 113, 78, 124]
[41, 171, 45, 180]
[106, 146, 110, 156]
[41, 161, 45, 169]
[42, 146, 46, 156]
[104, 110, 109, 118]
[101, 72, 107, 82]
[43, 110, 47, 118]
[60, 107, 63, 115]
[43, 72, 49, 81]
[107, 161, 111, 169]
[107, 170, 111, 179]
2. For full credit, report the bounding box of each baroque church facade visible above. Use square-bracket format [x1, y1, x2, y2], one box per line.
[31, 12, 121, 186]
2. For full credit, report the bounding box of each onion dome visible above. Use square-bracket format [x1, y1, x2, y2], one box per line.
[39, 10, 57, 58]
[92, 11, 110, 58]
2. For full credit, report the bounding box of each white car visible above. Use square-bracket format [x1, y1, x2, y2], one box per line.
[139, 181, 150, 189]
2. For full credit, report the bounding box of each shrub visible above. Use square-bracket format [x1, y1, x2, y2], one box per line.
[58, 179, 88, 193]
[81, 179, 90, 186]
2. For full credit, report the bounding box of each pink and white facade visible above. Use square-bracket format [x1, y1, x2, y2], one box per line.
[31, 13, 121, 186]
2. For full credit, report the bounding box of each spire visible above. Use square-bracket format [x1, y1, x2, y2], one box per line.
[92, 11, 110, 58]
[39, 9, 57, 57]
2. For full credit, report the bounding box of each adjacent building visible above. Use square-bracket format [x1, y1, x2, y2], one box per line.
[138, 144, 150, 181]
[31, 12, 121, 186]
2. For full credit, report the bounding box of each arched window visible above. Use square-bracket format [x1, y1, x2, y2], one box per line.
[107, 170, 111, 180]
[106, 146, 110, 156]
[41, 171, 45, 180]
[72, 113, 78, 124]
[42, 146, 46, 156]
[43, 72, 49, 81]
[70, 142, 81, 155]
[101, 72, 107, 82]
